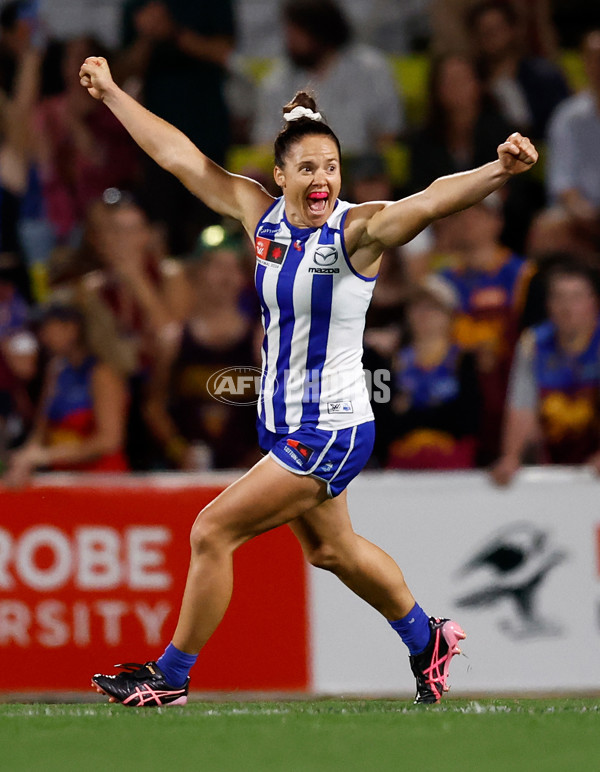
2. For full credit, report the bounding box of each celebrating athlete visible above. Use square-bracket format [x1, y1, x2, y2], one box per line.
[80, 56, 537, 707]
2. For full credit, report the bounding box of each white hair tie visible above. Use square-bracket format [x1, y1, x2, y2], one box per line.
[283, 105, 322, 123]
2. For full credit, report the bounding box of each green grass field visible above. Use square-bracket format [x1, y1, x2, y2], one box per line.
[0, 698, 598, 772]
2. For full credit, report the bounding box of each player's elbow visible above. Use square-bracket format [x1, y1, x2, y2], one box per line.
[157, 145, 185, 176]
[159, 138, 204, 180]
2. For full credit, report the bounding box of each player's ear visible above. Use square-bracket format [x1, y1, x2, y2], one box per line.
[274, 166, 285, 189]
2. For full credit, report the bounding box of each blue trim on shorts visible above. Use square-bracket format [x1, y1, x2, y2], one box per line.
[257, 419, 375, 497]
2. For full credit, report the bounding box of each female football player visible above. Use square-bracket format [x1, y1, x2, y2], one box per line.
[79, 56, 537, 707]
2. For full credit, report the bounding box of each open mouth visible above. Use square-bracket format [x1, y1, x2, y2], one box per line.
[307, 191, 329, 215]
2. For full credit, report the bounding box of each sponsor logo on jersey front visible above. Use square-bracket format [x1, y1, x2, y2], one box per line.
[328, 401, 353, 414]
[309, 245, 340, 274]
[256, 237, 289, 266]
[283, 438, 315, 467]
[314, 246, 338, 266]
[257, 222, 280, 238]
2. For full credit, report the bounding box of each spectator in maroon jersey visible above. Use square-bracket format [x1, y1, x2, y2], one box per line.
[143, 226, 260, 470]
[492, 262, 600, 485]
[36, 37, 139, 243]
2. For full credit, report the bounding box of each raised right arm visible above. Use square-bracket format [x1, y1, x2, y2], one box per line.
[79, 57, 273, 237]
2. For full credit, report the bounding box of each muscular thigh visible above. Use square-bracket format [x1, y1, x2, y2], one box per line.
[288, 491, 356, 556]
[197, 455, 328, 547]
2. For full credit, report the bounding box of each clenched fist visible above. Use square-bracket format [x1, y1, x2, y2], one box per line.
[497, 132, 538, 176]
[79, 56, 115, 101]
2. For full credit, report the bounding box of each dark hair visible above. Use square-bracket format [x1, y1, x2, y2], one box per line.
[545, 257, 600, 300]
[423, 54, 483, 140]
[37, 304, 85, 328]
[0, 1, 21, 31]
[467, 1, 519, 31]
[282, 0, 352, 50]
[273, 91, 341, 167]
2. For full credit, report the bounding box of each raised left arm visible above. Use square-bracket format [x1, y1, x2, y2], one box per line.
[351, 133, 537, 259]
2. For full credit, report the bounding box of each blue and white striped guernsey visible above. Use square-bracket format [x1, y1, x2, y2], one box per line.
[254, 197, 376, 433]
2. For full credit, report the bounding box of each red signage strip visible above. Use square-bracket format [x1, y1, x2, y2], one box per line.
[0, 481, 309, 692]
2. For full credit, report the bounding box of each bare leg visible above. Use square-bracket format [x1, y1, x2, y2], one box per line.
[289, 491, 415, 620]
[172, 456, 328, 653]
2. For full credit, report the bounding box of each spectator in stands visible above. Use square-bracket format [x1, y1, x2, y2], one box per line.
[0, 256, 37, 463]
[60, 190, 189, 470]
[409, 53, 512, 194]
[36, 36, 139, 245]
[4, 304, 129, 486]
[431, 0, 559, 61]
[0, 257, 28, 334]
[0, 10, 63, 295]
[436, 194, 531, 462]
[342, 155, 409, 467]
[0, 327, 37, 465]
[36, 0, 126, 50]
[0, 0, 25, 93]
[383, 277, 480, 470]
[467, 1, 570, 139]
[345, 154, 408, 333]
[71, 190, 188, 379]
[118, 0, 235, 253]
[143, 226, 260, 470]
[552, 1, 600, 49]
[491, 262, 600, 485]
[533, 30, 600, 256]
[410, 50, 541, 252]
[0, 12, 43, 278]
[251, 0, 405, 156]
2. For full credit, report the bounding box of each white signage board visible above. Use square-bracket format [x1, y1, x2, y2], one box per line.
[310, 469, 600, 695]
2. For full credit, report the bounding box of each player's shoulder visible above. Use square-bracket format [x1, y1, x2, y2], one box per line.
[342, 200, 388, 255]
[343, 199, 387, 226]
[324, 198, 355, 227]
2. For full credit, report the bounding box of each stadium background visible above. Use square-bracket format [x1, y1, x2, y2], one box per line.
[1, 0, 600, 702]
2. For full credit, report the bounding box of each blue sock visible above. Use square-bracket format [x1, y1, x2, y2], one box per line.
[389, 603, 431, 655]
[157, 643, 198, 687]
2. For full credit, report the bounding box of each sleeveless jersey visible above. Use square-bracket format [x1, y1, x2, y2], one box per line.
[254, 197, 375, 433]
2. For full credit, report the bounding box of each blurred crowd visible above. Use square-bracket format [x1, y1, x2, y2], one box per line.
[1, 0, 600, 486]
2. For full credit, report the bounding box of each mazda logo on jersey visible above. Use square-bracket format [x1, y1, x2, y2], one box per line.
[314, 246, 338, 266]
[454, 522, 566, 640]
[256, 237, 289, 266]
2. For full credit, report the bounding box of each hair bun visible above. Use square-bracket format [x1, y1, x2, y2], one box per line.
[282, 90, 318, 117]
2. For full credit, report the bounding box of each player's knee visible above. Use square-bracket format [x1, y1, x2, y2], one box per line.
[189, 508, 228, 555]
[306, 543, 344, 573]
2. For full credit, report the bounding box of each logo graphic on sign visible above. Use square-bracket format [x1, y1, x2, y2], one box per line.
[256, 238, 289, 266]
[454, 522, 566, 639]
